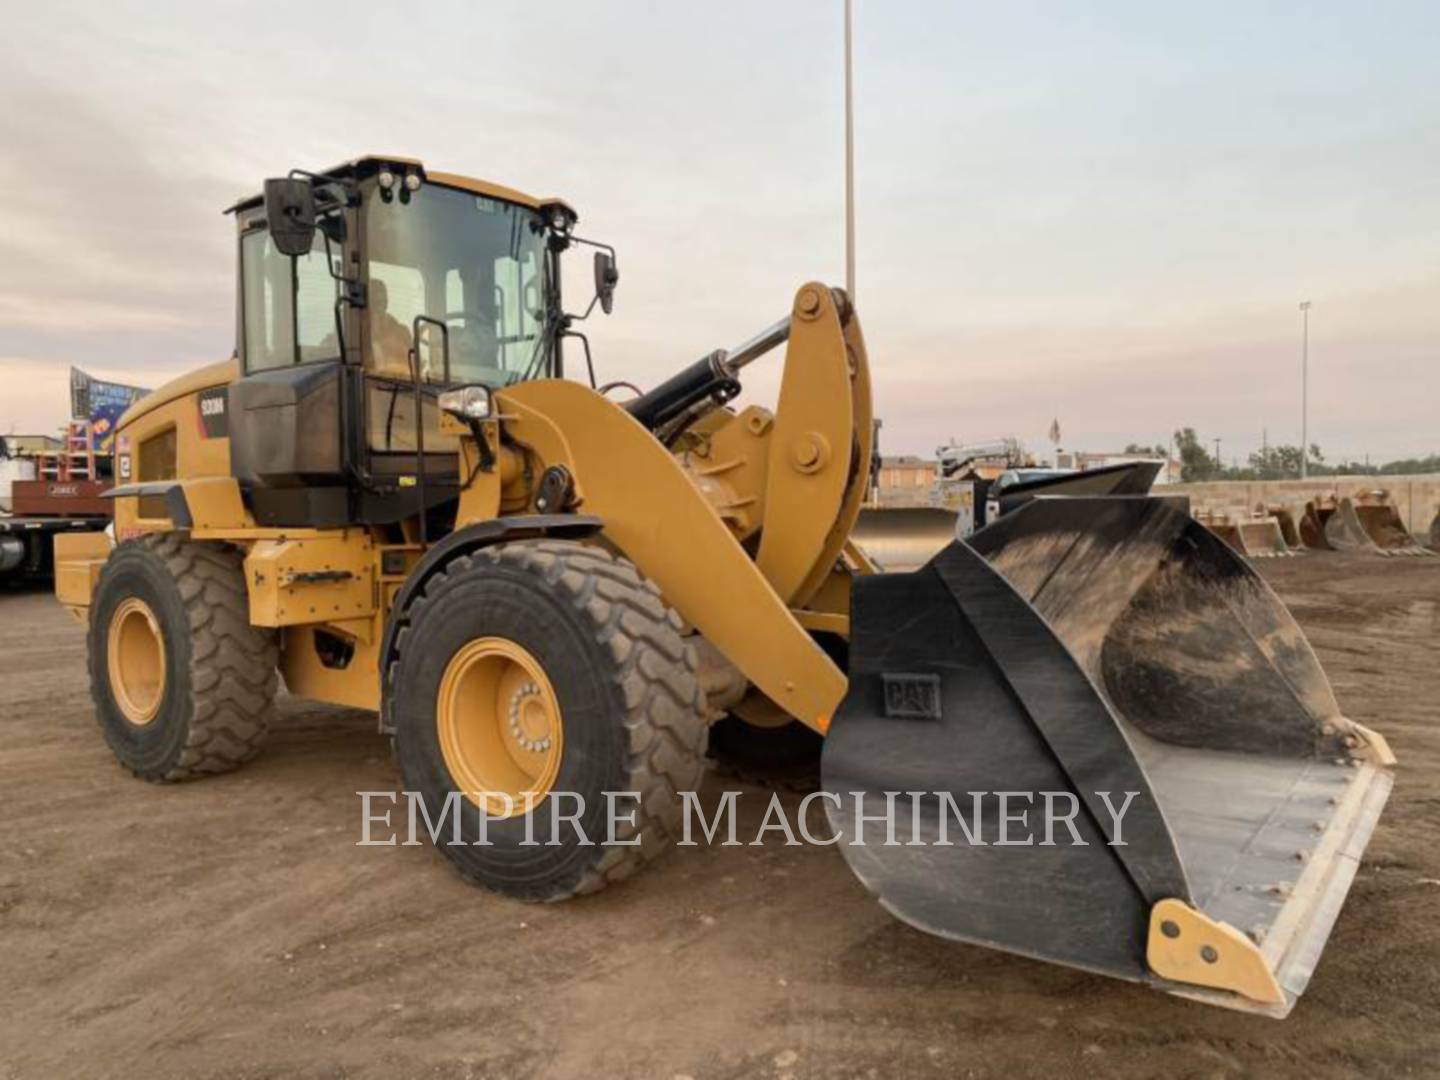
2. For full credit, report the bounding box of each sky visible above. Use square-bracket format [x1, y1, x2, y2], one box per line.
[1, 0, 1435, 465]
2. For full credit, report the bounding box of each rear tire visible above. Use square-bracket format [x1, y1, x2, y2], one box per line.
[390, 540, 708, 901]
[88, 534, 277, 780]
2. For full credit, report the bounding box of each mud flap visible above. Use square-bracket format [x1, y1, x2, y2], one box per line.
[826, 495, 1394, 1015]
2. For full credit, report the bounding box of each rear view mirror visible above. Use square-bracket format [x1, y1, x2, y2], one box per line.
[593, 250, 619, 315]
[263, 177, 317, 257]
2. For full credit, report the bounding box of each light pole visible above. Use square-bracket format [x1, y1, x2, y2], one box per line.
[1299, 300, 1311, 479]
[844, 0, 856, 302]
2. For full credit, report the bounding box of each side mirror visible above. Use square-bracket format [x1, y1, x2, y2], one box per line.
[263, 177, 317, 257]
[593, 250, 619, 315]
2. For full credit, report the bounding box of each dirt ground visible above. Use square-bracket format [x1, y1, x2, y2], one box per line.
[2, 554, 1438, 1079]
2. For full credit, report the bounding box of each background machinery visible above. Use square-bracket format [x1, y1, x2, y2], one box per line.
[1322, 491, 1433, 556]
[1193, 506, 1295, 559]
[854, 458, 1161, 572]
[54, 157, 1393, 1016]
[0, 425, 113, 585]
[1300, 491, 1432, 556]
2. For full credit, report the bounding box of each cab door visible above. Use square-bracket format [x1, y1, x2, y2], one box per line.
[227, 214, 352, 527]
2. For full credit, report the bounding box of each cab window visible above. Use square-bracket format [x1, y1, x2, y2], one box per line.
[240, 227, 342, 371]
[362, 185, 549, 386]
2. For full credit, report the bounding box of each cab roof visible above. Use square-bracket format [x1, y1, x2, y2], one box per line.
[228, 155, 574, 218]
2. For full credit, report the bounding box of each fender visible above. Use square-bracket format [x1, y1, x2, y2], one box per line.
[103, 481, 195, 528]
[105, 476, 250, 536]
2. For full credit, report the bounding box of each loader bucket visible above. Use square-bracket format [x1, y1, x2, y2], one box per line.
[1193, 511, 1246, 555]
[1299, 499, 1337, 550]
[824, 495, 1394, 1016]
[1326, 495, 1433, 557]
[1236, 515, 1292, 558]
[1269, 506, 1302, 550]
[851, 507, 957, 572]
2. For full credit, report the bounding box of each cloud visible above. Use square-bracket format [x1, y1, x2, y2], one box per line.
[0, 1, 1434, 464]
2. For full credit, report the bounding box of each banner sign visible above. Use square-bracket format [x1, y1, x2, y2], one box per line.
[70, 368, 150, 452]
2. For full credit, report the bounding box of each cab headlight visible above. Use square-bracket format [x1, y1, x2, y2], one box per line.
[438, 385, 493, 420]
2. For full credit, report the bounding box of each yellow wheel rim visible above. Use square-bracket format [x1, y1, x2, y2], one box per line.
[107, 597, 166, 726]
[436, 637, 564, 818]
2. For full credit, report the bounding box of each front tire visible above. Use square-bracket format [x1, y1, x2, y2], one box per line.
[89, 534, 278, 780]
[390, 540, 708, 901]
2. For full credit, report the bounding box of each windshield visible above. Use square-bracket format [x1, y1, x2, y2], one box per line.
[364, 183, 550, 385]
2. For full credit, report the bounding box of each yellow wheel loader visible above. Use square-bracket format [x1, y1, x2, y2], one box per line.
[54, 157, 1394, 1016]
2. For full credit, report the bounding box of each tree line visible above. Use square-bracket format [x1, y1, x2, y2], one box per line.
[1126, 430, 1440, 482]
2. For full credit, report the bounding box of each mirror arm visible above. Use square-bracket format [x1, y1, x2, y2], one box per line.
[287, 167, 360, 209]
[568, 233, 616, 259]
[571, 292, 601, 323]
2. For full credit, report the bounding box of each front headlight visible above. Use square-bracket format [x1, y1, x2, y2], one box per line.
[438, 385, 493, 420]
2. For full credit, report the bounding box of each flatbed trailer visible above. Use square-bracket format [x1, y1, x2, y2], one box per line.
[0, 478, 111, 584]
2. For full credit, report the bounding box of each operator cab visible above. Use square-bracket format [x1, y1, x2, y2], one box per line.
[224, 156, 615, 529]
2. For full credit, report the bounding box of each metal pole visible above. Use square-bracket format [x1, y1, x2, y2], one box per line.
[1300, 300, 1311, 479]
[844, 0, 856, 302]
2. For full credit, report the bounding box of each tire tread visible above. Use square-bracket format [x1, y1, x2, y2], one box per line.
[89, 533, 277, 780]
[396, 539, 707, 898]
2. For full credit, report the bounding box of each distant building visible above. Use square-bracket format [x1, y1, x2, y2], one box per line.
[871, 455, 938, 507]
[875, 455, 935, 491]
[0, 434, 63, 457]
